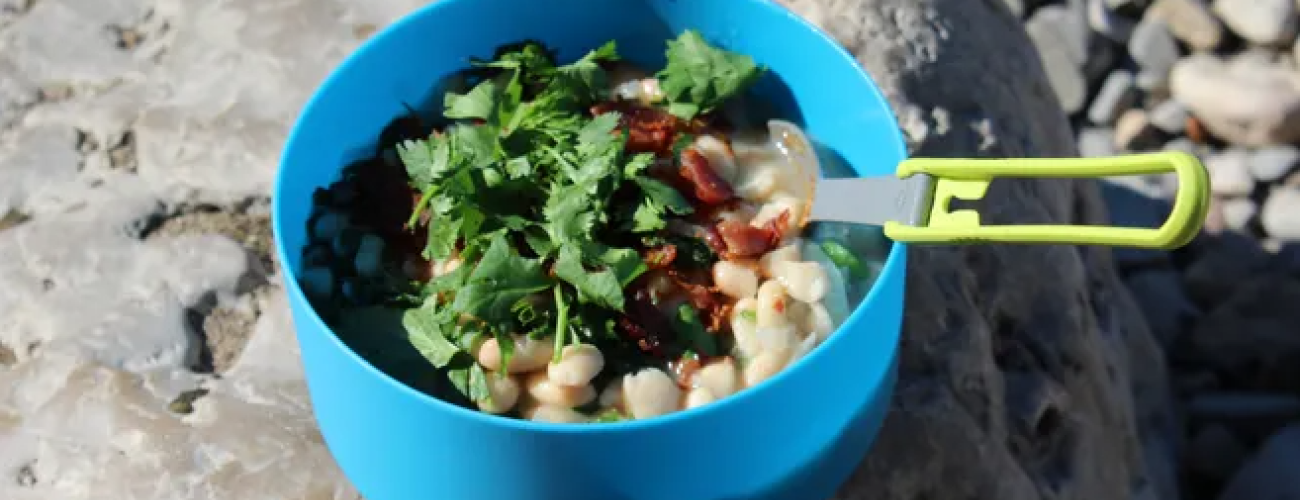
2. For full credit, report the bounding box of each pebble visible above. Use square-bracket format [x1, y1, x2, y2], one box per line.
[1261, 187, 1300, 240]
[1114, 108, 1160, 151]
[1147, 0, 1224, 50]
[1217, 425, 1300, 500]
[1212, 0, 1297, 46]
[1128, 18, 1180, 77]
[1148, 100, 1189, 134]
[1027, 6, 1090, 113]
[1219, 198, 1258, 232]
[1087, 0, 1137, 43]
[1088, 70, 1139, 124]
[1185, 424, 1249, 482]
[1079, 127, 1119, 157]
[1171, 53, 1300, 146]
[1135, 68, 1170, 93]
[1249, 145, 1300, 182]
[1207, 149, 1255, 196]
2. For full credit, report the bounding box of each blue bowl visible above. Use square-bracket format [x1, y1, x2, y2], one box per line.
[272, 1, 908, 499]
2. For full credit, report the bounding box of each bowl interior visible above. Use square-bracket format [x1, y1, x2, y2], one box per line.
[273, 0, 908, 425]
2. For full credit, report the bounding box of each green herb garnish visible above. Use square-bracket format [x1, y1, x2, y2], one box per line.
[819, 240, 868, 279]
[393, 32, 765, 407]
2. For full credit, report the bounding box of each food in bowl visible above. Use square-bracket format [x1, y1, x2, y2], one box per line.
[297, 30, 886, 423]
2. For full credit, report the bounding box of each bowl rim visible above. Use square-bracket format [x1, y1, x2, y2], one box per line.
[271, 0, 909, 434]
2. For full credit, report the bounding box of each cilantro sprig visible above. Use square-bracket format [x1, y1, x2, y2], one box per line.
[391, 31, 767, 409]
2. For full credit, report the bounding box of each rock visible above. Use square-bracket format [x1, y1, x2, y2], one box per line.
[1217, 425, 1300, 500]
[1080, 127, 1119, 157]
[1207, 149, 1255, 196]
[1148, 0, 1224, 50]
[1181, 232, 1272, 304]
[1122, 268, 1200, 347]
[1114, 108, 1160, 151]
[1185, 276, 1300, 394]
[1087, 0, 1137, 42]
[1170, 53, 1300, 147]
[1001, 0, 1026, 18]
[1148, 100, 1189, 134]
[1250, 145, 1300, 182]
[1186, 424, 1249, 483]
[1088, 70, 1139, 124]
[1220, 198, 1257, 232]
[1026, 6, 1090, 113]
[1261, 187, 1300, 240]
[1188, 392, 1300, 422]
[1100, 180, 1176, 267]
[1128, 19, 1181, 77]
[788, 2, 1179, 500]
[1163, 137, 1204, 156]
[1212, 0, 1296, 46]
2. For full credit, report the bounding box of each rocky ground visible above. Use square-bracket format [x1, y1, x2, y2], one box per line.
[0, 0, 1296, 499]
[1019, 0, 1300, 499]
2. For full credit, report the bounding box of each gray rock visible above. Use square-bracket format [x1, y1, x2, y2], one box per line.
[1249, 145, 1300, 182]
[1128, 19, 1180, 76]
[1217, 425, 1300, 500]
[1147, 0, 1223, 50]
[1080, 127, 1119, 157]
[1122, 268, 1200, 347]
[1207, 149, 1255, 196]
[1088, 0, 1137, 42]
[1170, 53, 1300, 147]
[1163, 137, 1199, 155]
[1100, 181, 1175, 267]
[1188, 393, 1300, 422]
[789, 2, 1178, 500]
[1088, 70, 1139, 124]
[1220, 197, 1258, 232]
[1182, 232, 1272, 304]
[1212, 0, 1297, 46]
[1187, 275, 1300, 394]
[1026, 6, 1091, 113]
[1261, 187, 1300, 240]
[1001, 0, 1025, 18]
[1148, 99, 1189, 134]
[1186, 424, 1249, 483]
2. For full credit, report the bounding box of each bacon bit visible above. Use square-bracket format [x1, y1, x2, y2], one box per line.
[618, 290, 677, 358]
[679, 149, 735, 205]
[591, 102, 683, 156]
[761, 209, 793, 243]
[714, 220, 777, 258]
[642, 245, 678, 269]
[670, 354, 702, 388]
[703, 225, 729, 254]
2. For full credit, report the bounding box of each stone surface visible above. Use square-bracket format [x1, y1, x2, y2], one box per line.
[1217, 425, 1300, 500]
[1129, 18, 1181, 77]
[1249, 145, 1300, 182]
[1211, 0, 1296, 46]
[1262, 187, 1300, 240]
[1219, 197, 1257, 232]
[1026, 5, 1091, 113]
[1206, 148, 1255, 196]
[0, 1, 1186, 500]
[1170, 53, 1300, 147]
[1089, 69, 1139, 124]
[1148, 0, 1223, 50]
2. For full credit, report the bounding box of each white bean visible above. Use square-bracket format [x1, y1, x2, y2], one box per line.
[759, 243, 802, 278]
[354, 234, 386, 278]
[751, 194, 803, 235]
[475, 335, 552, 374]
[547, 344, 605, 387]
[524, 371, 596, 408]
[694, 357, 739, 399]
[521, 403, 587, 424]
[730, 297, 761, 359]
[476, 373, 521, 414]
[311, 212, 349, 242]
[772, 261, 830, 303]
[623, 368, 681, 420]
[599, 378, 625, 410]
[712, 261, 759, 299]
[804, 302, 835, 342]
[788, 332, 820, 365]
[744, 349, 792, 388]
[755, 280, 791, 329]
[684, 387, 716, 410]
[754, 324, 798, 353]
[691, 135, 738, 183]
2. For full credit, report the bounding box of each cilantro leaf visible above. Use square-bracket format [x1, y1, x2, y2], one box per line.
[671, 303, 718, 356]
[447, 356, 492, 404]
[554, 245, 626, 311]
[403, 306, 461, 368]
[633, 176, 693, 215]
[656, 30, 766, 119]
[451, 234, 553, 330]
[444, 78, 502, 122]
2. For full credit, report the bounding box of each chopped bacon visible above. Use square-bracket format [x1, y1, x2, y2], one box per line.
[712, 209, 792, 259]
[678, 149, 734, 205]
[590, 102, 682, 156]
[617, 289, 677, 358]
[669, 354, 702, 388]
[642, 245, 678, 269]
[703, 225, 728, 254]
[665, 268, 729, 334]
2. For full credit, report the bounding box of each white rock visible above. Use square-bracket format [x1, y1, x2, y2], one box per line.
[1261, 187, 1300, 240]
[1249, 145, 1300, 182]
[1026, 6, 1090, 113]
[1148, 99, 1189, 134]
[1170, 53, 1300, 146]
[1212, 0, 1296, 46]
[1148, 0, 1224, 50]
[1207, 149, 1256, 197]
[1220, 198, 1257, 232]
